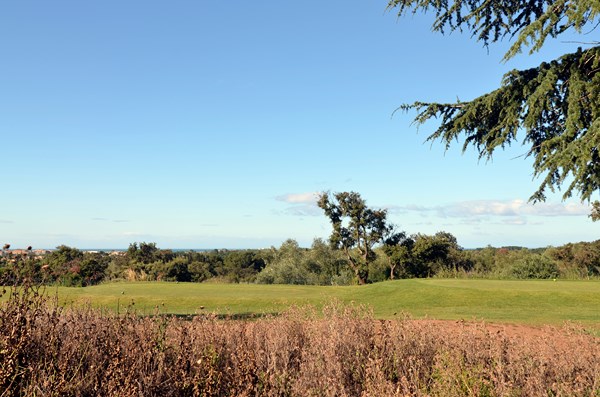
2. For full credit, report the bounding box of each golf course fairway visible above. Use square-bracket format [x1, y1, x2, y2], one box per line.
[42, 279, 600, 327]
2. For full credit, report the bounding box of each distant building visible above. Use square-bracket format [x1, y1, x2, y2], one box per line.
[0, 248, 51, 257]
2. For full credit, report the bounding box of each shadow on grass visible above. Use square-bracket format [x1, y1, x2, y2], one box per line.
[146, 312, 281, 321]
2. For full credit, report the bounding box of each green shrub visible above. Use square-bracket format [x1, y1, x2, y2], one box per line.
[509, 255, 559, 279]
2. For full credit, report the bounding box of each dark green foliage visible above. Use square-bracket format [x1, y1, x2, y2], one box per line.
[5, 238, 600, 286]
[187, 261, 213, 282]
[509, 254, 559, 279]
[591, 201, 600, 221]
[0, 255, 43, 285]
[401, 48, 600, 203]
[389, 0, 600, 205]
[387, 0, 599, 59]
[409, 232, 471, 277]
[184, 251, 223, 280]
[155, 257, 192, 282]
[464, 242, 600, 279]
[43, 245, 83, 267]
[546, 240, 600, 277]
[222, 250, 266, 283]
[36, 247, 111, 286]
[382, 231, 414, 279]
[127, 242, 159, 264]
[79, 252, 110, 286]
[42, 245, 84, 286]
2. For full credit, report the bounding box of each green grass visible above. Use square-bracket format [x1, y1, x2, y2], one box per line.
[43, 279, 600, 326]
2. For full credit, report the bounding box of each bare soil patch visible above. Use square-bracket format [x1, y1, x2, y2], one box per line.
[411, 318, 598, 345]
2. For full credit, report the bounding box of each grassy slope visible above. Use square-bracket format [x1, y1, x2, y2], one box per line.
[48, 279, 600, 326]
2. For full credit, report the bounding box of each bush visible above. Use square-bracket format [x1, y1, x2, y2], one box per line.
[509, 255, 560, 279]
[160, 257, 192, 282]
[255, 258, 317, 285]
[256, 239, 346, 285]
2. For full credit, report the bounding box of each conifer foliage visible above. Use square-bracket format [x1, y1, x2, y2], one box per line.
[389, 0, 599, 208]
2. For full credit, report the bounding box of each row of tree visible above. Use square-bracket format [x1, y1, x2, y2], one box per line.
[2, 188, 598, 286]
[1, 236, 599, 287]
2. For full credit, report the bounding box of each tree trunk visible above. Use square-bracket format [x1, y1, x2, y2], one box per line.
[355, 269, 367, 285]
[345, 250, 367, 285]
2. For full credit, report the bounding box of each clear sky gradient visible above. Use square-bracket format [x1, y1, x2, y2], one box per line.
[1, 1, 597, 249]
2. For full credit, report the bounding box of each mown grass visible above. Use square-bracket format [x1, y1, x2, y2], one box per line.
[46, 279, 600, 327]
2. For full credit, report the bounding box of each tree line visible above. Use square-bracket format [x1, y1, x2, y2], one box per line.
[2, 190, 599, 286]
[1, 237, 599, 287]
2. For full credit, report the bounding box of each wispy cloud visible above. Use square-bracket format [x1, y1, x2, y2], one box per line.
[523, 201, 591, 217]
[395, 199, 590, 226]
[0, 219, 14, 224]
[435, 199, 590, 218]
[275, 192, 321, 216]
[276, 192, 319, 204]
[439, 200, 523, 217]
[500, 217, 528, 225]
[283, 205, 322, 216]
[93, 218, 130, 223]
[387, 204, 428, 215]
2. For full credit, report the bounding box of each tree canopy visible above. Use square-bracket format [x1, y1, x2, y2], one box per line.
[389, 0, 599, 206]
[318, 191, 394, 284]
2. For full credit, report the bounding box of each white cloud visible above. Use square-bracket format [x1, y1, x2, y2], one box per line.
[444, 199, 590, 218]
[439, 200, 523, 217]
[284, 204, 322, 216]
[520, 201, 592, 217]
[399, 199, 590, 219]
[276, 192, 319, 204]
[387, 204, 427, 215]
[275, 192, 321, 216]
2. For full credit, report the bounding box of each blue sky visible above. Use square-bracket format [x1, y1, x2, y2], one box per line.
[1, 1, 596, 249]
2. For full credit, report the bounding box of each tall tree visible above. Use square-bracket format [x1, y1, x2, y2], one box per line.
[318, 191, 393, 284]
[389, 0, 599, 210]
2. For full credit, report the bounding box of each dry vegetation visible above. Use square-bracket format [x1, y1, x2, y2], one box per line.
[1, 286, 599, 396]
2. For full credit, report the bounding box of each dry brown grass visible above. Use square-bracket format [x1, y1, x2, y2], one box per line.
[0, 286, 598, 396]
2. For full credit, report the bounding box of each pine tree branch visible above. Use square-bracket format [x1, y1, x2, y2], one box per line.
[399, 46, 600, 203]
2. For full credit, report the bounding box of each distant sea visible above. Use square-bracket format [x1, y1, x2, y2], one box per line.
[74, 248, 220, 253]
